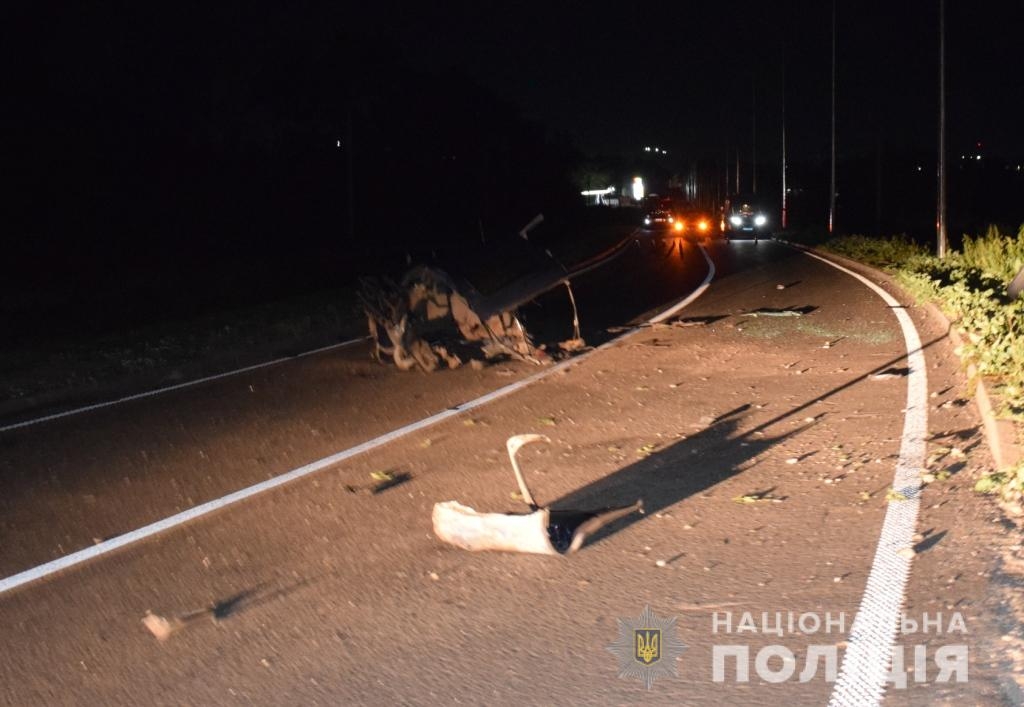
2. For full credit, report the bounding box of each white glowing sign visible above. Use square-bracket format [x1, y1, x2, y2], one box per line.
[632, 177, 645, 201]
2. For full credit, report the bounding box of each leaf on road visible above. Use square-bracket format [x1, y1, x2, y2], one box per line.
[732, 490, 786, 504]
[885, 488, 908, 502]
[636, 443, 658, 458]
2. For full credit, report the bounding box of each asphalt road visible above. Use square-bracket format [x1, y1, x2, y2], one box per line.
[0, 236, 1014, 705]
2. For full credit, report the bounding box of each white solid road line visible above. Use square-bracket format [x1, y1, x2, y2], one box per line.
[0, 246, 715, 596]
[649, 245, 715, 323]
[0, 338, 367, 434]
[794, 249, 929, 707]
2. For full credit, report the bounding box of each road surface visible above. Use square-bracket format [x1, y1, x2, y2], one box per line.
[0, 237, 1016, 705]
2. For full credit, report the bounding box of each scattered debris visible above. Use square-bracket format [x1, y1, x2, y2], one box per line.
[558, 338, 588, 353]
[359, 266, 548, 372]
[636, 443, 658, 458]
[432, 434, 643, 555]
[142, 591, 257, 642]
[733, 490, 787, 504]
[142, 611, 184, 642]
[745, 307, 812, 318]
[886, 488, 909, 502]
[345, 471, 412, 495]
[870, 367, 912, 380]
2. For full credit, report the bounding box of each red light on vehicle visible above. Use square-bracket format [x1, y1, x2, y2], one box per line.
[673, 221, 684, 232]
[697, 220, 709, 232]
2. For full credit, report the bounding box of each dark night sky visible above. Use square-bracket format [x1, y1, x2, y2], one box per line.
[353, 0, 1024, 163]
[14, 1, 1023, 164]
[5, 1, 1023, 332]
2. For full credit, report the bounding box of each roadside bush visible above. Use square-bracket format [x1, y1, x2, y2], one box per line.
[822, 233, 928, 268]
[823, 229, 1024, 421]
[960, 225, 1024, 285]
[823, 227, 1024, 499]
[975, 459, 1024, 507]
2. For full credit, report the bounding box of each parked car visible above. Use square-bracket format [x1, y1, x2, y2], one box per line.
[723, 195, 770, 241]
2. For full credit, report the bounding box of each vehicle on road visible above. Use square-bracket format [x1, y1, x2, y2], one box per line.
[675, 208, 718, 239]
[723, 194, 770, 241]
[642, 199, 678, 231]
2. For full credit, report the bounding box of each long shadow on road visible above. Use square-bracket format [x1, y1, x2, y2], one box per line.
[548, 407, 799, 545]
[549, 332, 949, 549]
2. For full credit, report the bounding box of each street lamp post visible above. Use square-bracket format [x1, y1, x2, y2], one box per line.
[937, 0, 948, 257]
[828, 0, 837, 234]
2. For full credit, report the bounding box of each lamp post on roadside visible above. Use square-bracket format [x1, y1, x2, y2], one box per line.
[828, 0, 837, 234]
[937, 0, 948, 257]
[781, 59, 788, 230]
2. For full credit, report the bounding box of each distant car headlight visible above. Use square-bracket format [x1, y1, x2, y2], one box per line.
[668, 216, 675, 223]
[644, 217, 651, 225]
[729, 215, 742, 226]
[754, 215, 767, 226]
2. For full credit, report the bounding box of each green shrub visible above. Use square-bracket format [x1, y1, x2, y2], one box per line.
[960, 225, 1024, 286]
[821, 234, 928, 268]
[823, 227, 1024, 443]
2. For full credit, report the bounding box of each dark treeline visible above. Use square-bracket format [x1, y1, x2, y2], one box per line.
[7, 6, 583, 337]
